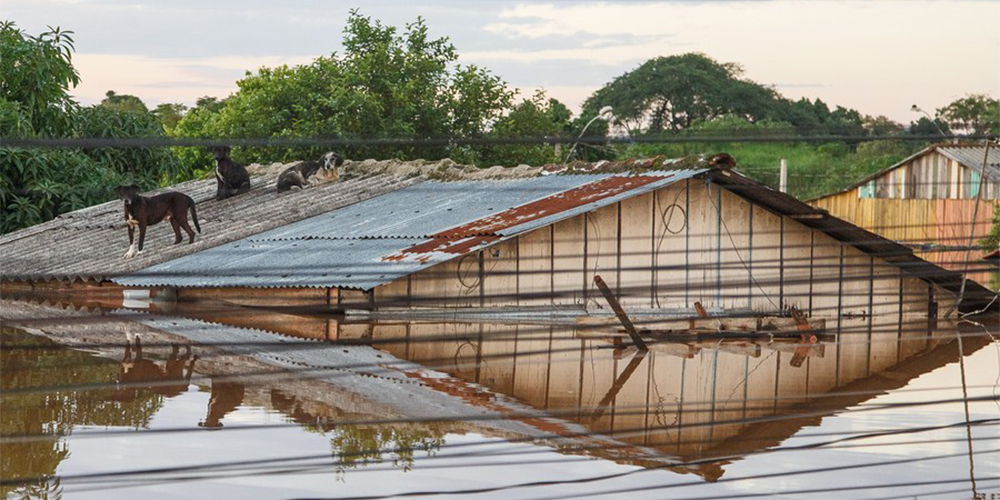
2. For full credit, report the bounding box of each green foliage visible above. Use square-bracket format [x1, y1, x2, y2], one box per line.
[0, 22, 181, 233]
[173, 11, 515, 168]
[584, 53, 779, 133]
[937, 94, 1000, 135]
[329, 424, 443, 473]
[907, 116, 951, 136]
[473, 91, 573, 166]
[152, 102, 188, 132]
[0, 21, 79, 138]
[100, 90, 149, 113]
[982, 204, 1000, 251]
[618, 116, 917, 199]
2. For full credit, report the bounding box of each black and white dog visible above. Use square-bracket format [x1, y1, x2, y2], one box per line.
[276, 152, 343, 192]
[210, 146, 251, 200]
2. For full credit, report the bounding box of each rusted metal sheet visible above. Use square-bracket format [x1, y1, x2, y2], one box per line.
[383, 171, 700, 262]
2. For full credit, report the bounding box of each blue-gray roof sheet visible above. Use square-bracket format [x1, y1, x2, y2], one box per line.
[115, 170, 704, 289]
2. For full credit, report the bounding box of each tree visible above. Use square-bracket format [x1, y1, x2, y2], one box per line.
[937, 94, 1000, 135]
[0, 21, 79, 138]
[100, 90, 148, 113]
[583, 53, 782, 134]
[174, 11, 514, 167]
[152, 102, 187, 131]
[863, 115, 904, 136]
[907, 116, 951, 136]
[479, 91, 573, 166]
[0, 22, 180, 233]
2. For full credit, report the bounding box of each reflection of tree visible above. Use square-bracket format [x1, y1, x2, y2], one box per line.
[1, 328, 164, 499]
[270, 389, 444, 474]
[329, 425, 444, 473]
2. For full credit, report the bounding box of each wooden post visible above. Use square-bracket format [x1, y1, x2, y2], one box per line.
[779, 159, 788, 193]
[593, 275, 648, 351]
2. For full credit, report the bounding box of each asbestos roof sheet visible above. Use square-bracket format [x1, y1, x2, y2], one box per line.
[116, 170, 704, 289]
[0, 172, 419, 282]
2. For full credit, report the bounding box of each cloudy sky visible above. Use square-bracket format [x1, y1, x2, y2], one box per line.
[5, 0, 999, 122]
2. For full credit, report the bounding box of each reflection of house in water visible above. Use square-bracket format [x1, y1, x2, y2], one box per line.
[358, 319, 990, 479]
[2, 293, 993, 482]
[140, 295, 993, 480]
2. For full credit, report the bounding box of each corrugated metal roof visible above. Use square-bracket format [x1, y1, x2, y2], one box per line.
[0, 172, 419, 282]
[115, 237, 430, 290]
[252, 175, 602, 240]
[115, 170, 704, 289]
[937, 145, 1000, 183]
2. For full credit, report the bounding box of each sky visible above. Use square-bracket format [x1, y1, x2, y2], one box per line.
[4, 0, 999, 123]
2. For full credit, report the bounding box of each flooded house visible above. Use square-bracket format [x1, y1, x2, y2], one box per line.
[807, 143, 1000, 285]
[1, 154, 994, 324]
[2, 154, 995, 494]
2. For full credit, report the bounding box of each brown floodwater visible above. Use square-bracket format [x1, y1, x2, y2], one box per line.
[1, 295, 998, 499]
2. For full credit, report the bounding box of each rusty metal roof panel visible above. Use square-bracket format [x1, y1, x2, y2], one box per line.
[496, 169, 703, 237]
[251, 175, 606, 241]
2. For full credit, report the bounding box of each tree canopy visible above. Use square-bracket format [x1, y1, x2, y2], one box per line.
[175, 11, 532, 166]
[0, 21, 177, 233]
[937, 94, 1000, 135]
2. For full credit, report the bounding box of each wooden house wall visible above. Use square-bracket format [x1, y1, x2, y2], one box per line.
[811, 192, 999, 284]
[374, 179, 956, 322]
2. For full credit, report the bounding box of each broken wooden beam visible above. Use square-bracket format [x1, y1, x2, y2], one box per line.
[593, 275, 648, 351]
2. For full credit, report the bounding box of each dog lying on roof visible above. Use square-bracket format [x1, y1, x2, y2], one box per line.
[116, 184, 201, 259]
[276, 152, 343, 192]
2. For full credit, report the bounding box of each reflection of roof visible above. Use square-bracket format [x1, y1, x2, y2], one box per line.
[0, 169, 417, 282]
[807, 143, 1000, 202]
[115, 171, 704, 289]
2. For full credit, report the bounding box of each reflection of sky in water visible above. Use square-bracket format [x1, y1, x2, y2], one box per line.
[3, 324, 997, 499]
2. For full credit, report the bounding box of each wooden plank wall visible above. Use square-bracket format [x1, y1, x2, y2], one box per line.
[810, 196, 999, 284]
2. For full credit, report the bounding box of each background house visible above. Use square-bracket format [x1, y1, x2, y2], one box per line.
[808, 144, 1000, 285]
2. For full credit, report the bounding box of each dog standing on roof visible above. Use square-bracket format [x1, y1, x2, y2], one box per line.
[116, 184, 201, 259]
[210, 146, 251, 200]
[276, 152, 343, 192]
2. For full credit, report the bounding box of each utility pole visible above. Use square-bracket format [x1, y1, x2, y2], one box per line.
[779, 159, 788, 193]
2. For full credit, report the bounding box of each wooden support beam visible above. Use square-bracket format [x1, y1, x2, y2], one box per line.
[593, 275, 648, 351]
[589, 351, 648, 421]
